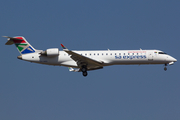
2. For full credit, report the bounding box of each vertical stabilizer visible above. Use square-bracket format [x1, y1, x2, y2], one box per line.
[4, 36, 36, 54]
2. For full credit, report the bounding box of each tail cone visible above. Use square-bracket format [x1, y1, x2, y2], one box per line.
[17, 55, 22, 60]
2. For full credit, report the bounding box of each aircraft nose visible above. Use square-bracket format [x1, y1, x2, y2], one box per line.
[173, 58, 177, 62]
[167, 55, 177, 62]
[170, 57, 177, 62]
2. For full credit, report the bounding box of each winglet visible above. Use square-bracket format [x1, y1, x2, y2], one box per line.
[61, 44, 67, 49]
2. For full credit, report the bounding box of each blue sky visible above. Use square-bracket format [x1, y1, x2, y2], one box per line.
[1, 0, 180, 120]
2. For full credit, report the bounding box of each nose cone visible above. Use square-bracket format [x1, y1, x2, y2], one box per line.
[173, 58, 177, 62]
[170, 57, 177, 62]
[166, 55, 177, 62]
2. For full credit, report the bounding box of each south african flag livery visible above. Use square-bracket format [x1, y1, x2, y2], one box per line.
[12, 37, 36, 54]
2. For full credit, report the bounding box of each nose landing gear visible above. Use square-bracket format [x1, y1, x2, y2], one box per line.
[164, 64, 167, 71]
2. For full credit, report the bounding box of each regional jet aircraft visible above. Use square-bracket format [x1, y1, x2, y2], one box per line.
[4, 36, 177, 77]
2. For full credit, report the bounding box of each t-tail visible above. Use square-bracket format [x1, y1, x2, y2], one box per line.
[3, 36, 36, 54]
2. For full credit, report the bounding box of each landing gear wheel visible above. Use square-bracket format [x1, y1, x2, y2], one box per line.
[164, 64, 167, 71]
[81, 65, 88, 76]
[82, 71, 88, 77]
[81, 65, 87, 72]
[164, 67, 167, 71]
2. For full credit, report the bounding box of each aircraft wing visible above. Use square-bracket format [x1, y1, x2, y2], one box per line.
[61, 44, 103, 71]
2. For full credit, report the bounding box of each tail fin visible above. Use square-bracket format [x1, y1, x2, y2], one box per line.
[4, 36, 36, 54]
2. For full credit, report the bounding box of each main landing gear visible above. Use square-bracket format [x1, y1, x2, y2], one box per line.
[164, 64, 167, 71]
[81, 65, 88, 77]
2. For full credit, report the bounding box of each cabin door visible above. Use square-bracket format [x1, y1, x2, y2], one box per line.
[148, 52, 153, 61]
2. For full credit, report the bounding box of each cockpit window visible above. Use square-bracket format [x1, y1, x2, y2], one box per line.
[158, 52, 167, 54]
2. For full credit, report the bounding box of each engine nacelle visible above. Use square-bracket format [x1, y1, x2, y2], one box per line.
[41, 48, 59, 57]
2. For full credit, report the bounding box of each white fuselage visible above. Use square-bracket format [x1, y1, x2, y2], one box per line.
[4, 36, 177, 76]
[20, 49, 177, 68]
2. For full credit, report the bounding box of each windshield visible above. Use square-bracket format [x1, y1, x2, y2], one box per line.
[158, 52, 167, 54]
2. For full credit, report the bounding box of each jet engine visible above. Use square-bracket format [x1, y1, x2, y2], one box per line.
[40, 48, 59, 57]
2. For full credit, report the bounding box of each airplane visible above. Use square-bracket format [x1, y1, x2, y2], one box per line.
[4, 36, 177, 77]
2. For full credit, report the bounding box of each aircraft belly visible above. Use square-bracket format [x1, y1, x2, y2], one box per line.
[60, 61, 78, 68]
[22, 54, 61, 65]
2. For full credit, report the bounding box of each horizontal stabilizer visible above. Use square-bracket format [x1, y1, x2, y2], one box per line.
[3, 36, 26, 45]
[5, 40, 14, 45]
[3, 36, 24, 40]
